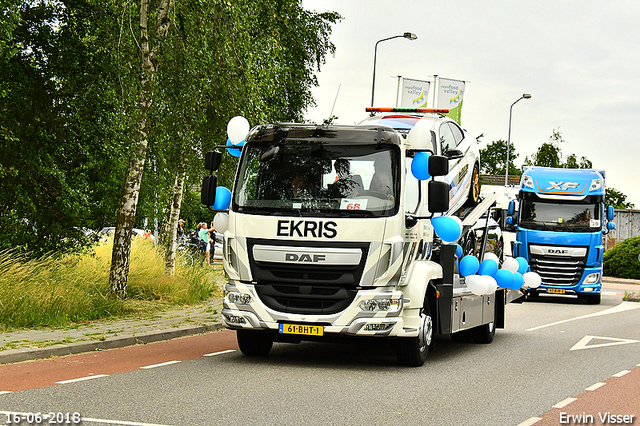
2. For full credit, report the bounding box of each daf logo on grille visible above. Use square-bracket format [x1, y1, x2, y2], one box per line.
[547, 249, 568, 255]
[285, 253, 326, 263]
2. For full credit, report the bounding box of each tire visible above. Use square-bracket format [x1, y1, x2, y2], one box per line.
[582, 293, 601, 305]
[395, 299, 433, 367]
[470, 320, 496, 344]
[464, 162, 480, 207]
[236, 330, 273, 356]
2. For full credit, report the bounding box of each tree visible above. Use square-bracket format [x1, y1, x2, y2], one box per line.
[605, 187, 635, 209]
[523, 128, 592, 170]
[479, 139, 520, 177]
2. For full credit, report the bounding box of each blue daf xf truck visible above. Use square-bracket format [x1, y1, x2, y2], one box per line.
[508, 167, 615, 304]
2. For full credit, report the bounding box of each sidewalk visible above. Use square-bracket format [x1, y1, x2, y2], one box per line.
[0, 298, 224, 365]
[0, 277, 638, 365]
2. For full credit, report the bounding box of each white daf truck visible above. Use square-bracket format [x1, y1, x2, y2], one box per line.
[201, 108, 522, 366]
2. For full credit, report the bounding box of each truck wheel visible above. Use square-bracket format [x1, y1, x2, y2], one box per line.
[582, 293, 601, 305]
[464, 163, 480, 207]
[236, 330, 273, 356]
[395, 301, 433, 367]
[470, 320, 495, 344]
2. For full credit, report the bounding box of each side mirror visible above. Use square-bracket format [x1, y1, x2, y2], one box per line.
[506, 216, 514, 226]
[428, 155, 449, 177]
[445, 149, 464, 160]
[607, 222, 615, 230]
[205, 150, 223, 172]
[428, 180, 450, 213]
[607, 205, 615, 221]
[508, 200, 516, 216]
[201, 175, 217, 206]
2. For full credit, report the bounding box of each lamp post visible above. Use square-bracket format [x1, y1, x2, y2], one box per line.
[370, 32, 417, 107]
[505, 93, 532, 186]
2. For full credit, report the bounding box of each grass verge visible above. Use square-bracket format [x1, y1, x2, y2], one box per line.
[0, 237, 224, 332]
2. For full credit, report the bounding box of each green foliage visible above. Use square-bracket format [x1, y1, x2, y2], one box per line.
[0, 0, 341, 256]
[606, 187, 635, 209]
[479, 139, 520, 177]
[0, 237, 223, 331]
[524, 128, 593, 170]
[603, 236, 640, 279]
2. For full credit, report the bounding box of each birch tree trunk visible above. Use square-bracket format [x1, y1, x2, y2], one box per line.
[164, 167, 186, 275]
[109, 0, 172, 297]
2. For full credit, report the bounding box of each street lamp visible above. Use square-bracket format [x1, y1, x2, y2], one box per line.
[370, 32, 418, 107]
[505, 93, 532, 186]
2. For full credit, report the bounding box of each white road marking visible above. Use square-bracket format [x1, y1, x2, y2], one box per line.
[140, 360, 181, 369]
[612, 370, 630, 377]
[570, 335, 640, 351]
[0, 412, 174, 426]
[516, 417, 541, 426]
[585, 382, 606, 391]
[553, 397, 577, 409]
[527, 302, 640, 331]
[56, 374, 109, 384]
[0, 391, 12, 395]
[203, 349, 236, 357]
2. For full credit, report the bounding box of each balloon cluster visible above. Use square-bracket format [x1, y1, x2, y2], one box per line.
[226, 116, 250, 158]
[210, 116, 250, 210]
[459, 253, 541, 295]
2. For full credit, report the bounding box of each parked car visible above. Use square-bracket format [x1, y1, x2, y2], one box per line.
[358, 110, 481, 215]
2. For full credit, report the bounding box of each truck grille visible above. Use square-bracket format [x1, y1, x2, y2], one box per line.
[528, 252, 587, 287]
[255, 284, 357, 315]
[246, 238, 370, 315]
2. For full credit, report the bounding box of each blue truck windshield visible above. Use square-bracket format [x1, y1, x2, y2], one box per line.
[519, 197, 602, 232]
[233, 142, 400, 217]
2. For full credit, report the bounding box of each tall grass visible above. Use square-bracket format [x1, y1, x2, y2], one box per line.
[0, 237, 223, 331]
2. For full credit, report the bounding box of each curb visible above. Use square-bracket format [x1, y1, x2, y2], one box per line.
[0, 322, 224, 365]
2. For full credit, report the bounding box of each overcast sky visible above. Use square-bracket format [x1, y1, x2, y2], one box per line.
[301, 0, 640, 208]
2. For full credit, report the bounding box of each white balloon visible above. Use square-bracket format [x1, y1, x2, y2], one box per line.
[484, 252, 500, 263]
[523, 272, 542, 289]
[227, 116, 250, 145]
[502, 257, 520, 273]
[406, 117, 434, 149]
[213, 212, 229, 234]
[466, 275, 489, 296]
[483, 275, 498, 294]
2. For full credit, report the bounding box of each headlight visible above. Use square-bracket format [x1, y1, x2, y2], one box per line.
[523, 175, 534, 189]
[225, 291, 252, 305]
[589, 179, 602, 191]
[359, 297, 402, 312]
[583, 273, 600, 285]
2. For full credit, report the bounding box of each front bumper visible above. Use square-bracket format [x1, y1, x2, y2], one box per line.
[222, 281, 422, 338]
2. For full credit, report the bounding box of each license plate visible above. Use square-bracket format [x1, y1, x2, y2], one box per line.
[548, 288, 566, 294]
[279, 323, 323, 336]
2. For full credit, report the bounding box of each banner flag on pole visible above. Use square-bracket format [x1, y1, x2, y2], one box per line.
[436, 77, 465, 124]
[399, 78, 431, 108]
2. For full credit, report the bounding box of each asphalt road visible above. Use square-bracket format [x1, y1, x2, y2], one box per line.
[1, 289, 639, 426]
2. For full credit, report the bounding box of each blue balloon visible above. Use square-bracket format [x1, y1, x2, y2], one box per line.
[495, 269, 515, 289]
[213, 186, 232, 210]
[459, 255, 479, 277]
[226, 139, 244, 157]
[431, 216, 462, 243]
[516, 257, 529, 274]
[411, 151, 431, 180]
[455, 244, 463, 259]
[513, 272, 525, 289]
[478, 258, 499, 277]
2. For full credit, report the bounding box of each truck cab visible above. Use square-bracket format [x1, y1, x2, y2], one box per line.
[509, 167, 615, 304]
[203, 113, 518, 366]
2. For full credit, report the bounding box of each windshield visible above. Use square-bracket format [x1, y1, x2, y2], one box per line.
[519, 196, 602, 232]
[234, 141, 400, 217]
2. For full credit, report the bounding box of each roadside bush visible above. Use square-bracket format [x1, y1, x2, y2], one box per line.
[603, 236, 640, 279]
[0, 238, 223, 331]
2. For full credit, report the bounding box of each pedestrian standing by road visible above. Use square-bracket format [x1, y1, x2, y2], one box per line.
[198, 222, 211, 266]
[177, 219, 186, 244]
